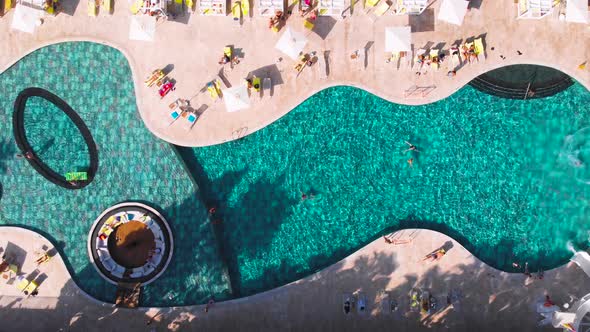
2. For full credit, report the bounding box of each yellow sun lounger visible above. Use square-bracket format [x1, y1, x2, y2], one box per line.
[88, 0, 97, 15]
[252, 77, 261, 92]
[2, 0, 12, 16]
[24, 280, 38, 294]
[430, 49, 439, 70]
[102, 0, 112, 13]
[130, 0, 143, 14]
[473, 38, 485, 60]
[366, 0, 379, 8]
[373, 1, 390, 16]
[207, 80, 222, 100]
[232, 1, 241, 21]
[185, 0, 193, 11]
[241, 0, 249, 17]
[304, 19, 314, 30]
[16, 278, 29, 292]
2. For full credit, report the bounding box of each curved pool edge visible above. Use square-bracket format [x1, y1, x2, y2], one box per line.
[1, 225, 586, 309]
[0, 33, 588, 148]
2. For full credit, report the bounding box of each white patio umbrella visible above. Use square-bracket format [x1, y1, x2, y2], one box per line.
[11, 4, 43, 34]
[438, 0, 469, 25]
[275, 27, 308, 60]
[223, 85, 251, 112]
[566, 0, 588, 23]
[129, 16, 157, 41]
[384, 26, 412, 53]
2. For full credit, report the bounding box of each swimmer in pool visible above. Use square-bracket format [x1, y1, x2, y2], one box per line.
[404, 141, 419, 153]
[407, 158, 414, 168]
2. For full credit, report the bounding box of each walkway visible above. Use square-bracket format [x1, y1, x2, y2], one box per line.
[0, 1, 588, 147]
[2, 226, 590, 331]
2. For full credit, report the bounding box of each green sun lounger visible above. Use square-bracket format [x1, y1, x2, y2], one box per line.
[65, 172, 88, 181]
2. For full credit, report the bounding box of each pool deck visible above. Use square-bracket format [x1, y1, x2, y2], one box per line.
[0, 1, 589, 147]
[2, 226, 590, 331]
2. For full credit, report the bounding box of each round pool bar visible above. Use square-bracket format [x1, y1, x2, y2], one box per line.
[87, 202, 173, 285]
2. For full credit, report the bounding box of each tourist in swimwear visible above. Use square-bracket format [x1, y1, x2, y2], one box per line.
[404, 141, 419, 153]
[407, 158, 414, 168]
[383, 235, 393, 244]
[205, 298, 215, 313]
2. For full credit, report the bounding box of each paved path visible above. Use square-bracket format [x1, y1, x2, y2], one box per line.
[0, 1, 588, 147]
[2, 226, 590, 331]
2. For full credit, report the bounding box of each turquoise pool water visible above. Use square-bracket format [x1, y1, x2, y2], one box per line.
[0, 43, 231, 306]
[1, 42, 589, 305]
[188, 83, 590, 296]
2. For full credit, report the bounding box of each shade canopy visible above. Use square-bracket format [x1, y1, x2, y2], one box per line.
[384, 26, 412, 53]
[223, 85, 251, 112]
[275, 27, 308, 60]
[438, 0, 469, 25]
[129, 16, 156, 41]
[11, 4, 43, 34]
[566, 0, 588, 23]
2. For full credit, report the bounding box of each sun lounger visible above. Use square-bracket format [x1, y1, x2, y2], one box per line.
[304, 19, 314, 30]
[101, 0, 112, 12]
[200, 0, 225, 14]
[130, 0, 144, 14]
[365, 0, 379, 12]
[167, 108, 186, 126]
[262, 77, 272, 97]
[24, 280, 38, 294]
[231, 0, 241, 23]
[430, 49, 440, 70]
[155, 239, 165, 249]
[369, 0, 390, 19]
[357, 292, 367, 314]
[184, 111, 198, 130]
[88, 0, 97, 16]
[258, 0, 283, 15]
[241, 0, 249, 16]
[207, 80, 222, 101]
[450, 46, 460, 68]
[16, 276, 29, 292]
[473, 38, 485, 60]
[319, 0, 345, 16]
[343, 293, 354, 314]
[412, 48, 426, 70]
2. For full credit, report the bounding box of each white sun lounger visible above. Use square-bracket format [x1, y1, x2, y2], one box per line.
[319, 0, 345, 16]
[97, 247, 109, 260]
[184, 111, 199, 131]
[262, 78, 272, 98]
[571, 251, 590, 278]
[357, 292, 367, 314]
[258, 0, 283, 16]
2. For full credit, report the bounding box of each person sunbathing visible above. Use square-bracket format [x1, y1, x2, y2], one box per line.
[218, 54, 230, 65]
[423, 249, 446, 261]
[36, 253, 51, 265]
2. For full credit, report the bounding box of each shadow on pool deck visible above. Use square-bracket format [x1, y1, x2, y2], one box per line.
[3, 240, 590, 332]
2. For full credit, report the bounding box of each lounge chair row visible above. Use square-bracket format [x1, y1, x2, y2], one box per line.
[385, 37, 485, 71]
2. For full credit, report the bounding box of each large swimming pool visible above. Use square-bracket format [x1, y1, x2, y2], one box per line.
[1, 42, 589, 305]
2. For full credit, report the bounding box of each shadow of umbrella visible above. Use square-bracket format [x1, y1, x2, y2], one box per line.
[309, 16, 337, 40]
[247, 64, 284, 86]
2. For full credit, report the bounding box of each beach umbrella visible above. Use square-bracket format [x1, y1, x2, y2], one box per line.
[566, 0, 588, 23]
[129, 16, 157, 41]
[275, 27, 308, 60]
[384, 26, 411, 53]
[223, 85, 250, 112]
[438, 0, 469, 25]
[11, 4, 43, 34]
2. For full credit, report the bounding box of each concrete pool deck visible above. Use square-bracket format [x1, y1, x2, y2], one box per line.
[2, 226, 590, 331]
[0, 1, 589, 147]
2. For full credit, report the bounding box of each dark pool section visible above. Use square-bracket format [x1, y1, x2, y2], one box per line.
[13, 87, 98, 189]
[469, 64, 574, 99]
